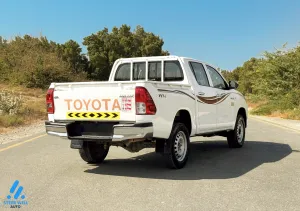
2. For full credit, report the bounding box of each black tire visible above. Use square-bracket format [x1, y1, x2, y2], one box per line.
[164, 123, 190, 169]
[227, 114, 246, 148]
[79, 142, 109, 164]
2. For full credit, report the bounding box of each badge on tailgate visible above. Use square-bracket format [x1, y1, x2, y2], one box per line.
[64, 98, 121, 120]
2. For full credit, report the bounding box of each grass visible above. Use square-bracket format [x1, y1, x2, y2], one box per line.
[0, 115, 24, 127]
[286, 109, 300, 119]
[247, 95, 300, 120]
[245, 94, 267, 110]
[0, 83, 47, 133]
[0, 83, 45, 98]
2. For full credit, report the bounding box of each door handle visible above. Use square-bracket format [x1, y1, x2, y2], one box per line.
[216, 93, 225, 98]
[198, 92, 205, 96]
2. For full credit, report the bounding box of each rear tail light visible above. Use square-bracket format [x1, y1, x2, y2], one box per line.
[135, 87, 156, 115]
[46, 88, 55, 114]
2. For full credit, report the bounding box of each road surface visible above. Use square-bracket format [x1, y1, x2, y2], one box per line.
[0, 118, 300, 211]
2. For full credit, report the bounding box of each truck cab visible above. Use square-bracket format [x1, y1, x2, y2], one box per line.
[45, 55, 248, 169]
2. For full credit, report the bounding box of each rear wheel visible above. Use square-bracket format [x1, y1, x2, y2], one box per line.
[79, 142, 109, 164]
[227, 114, 246, 148]
[164, 123, 190, 169]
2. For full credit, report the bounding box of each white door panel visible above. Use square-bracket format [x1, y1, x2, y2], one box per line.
[188, 61, 217, 133]
[195, 86, 217, 133]
[205, 65, 234, 130]
[215, 89, 235, 130]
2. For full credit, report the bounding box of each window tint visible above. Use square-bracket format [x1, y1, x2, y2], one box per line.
[114, 63, 131, 81]
[148, 61, 161, 81]
[190, 62, 210, 86]
[206, 65, 227, 89]
[164, 61, 184, 81]
[133, 62, 146, 80]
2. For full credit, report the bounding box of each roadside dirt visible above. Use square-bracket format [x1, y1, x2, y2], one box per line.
[0, 120, 45, 145]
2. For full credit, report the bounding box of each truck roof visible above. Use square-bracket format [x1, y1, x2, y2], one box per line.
[117, 55, 201, 62]
[116, 55, 220, 71]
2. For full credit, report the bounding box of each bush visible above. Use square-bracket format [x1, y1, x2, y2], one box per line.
[0, 115, 24, 127]
[286, 109, 300, 120]
[0, 35, 89, 89]
[0, 90, 22, 115]
[0, 87, 47, 129]
[250, 97, 300, 120]
[19, 101, 46, 119]
[251, 103, 277, 115]
[246, 94, 266, 104]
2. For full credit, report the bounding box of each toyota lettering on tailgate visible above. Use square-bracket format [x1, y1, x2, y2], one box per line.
[64, 99, 121, 120]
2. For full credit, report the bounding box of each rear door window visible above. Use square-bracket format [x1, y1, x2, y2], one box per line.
[164, 61, 184, 81]
[189, 62, 210, 86]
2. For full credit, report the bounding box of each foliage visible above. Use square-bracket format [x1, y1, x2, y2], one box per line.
[0, 25, 169, 87]
[222, 43, 300, 119]
[0, 90, 22, 115]
[0, 35, 88, 88]
[250, 103, 277, 115]
[0, 115, 24, 127]
[0, 85, 49, 129]
[222, 57, 260, 95]
[83, 25, 169, 80]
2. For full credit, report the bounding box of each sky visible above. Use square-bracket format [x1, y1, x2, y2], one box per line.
[1, 0, 300, 70]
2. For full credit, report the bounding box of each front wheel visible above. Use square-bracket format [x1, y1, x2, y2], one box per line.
[227, 114, 246, 148]
[79, 142, 109, 164]
[164, 123, 190, 169]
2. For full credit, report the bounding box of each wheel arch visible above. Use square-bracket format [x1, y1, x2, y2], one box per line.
[174, 109, 193, 135]
[237, 107, 247, 127]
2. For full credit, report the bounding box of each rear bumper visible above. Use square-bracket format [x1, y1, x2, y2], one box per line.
[45, 121, 153, 142]
[45, 122, 69, 138]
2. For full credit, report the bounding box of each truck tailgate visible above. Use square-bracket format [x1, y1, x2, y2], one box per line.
[52, 82, 136, 122]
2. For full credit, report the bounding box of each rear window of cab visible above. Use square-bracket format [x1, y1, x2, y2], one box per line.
[114, 60, 184, 82]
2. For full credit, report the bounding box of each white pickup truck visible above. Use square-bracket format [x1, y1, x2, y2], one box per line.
[45, 55, 248, 169]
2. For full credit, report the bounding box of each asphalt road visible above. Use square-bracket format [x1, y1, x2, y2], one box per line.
[0, 118, 300, 211]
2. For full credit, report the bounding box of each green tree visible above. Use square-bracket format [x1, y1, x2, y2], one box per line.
[83, 25, 169, 80]
[58, 40, 89, 74]
[238, 58, 259, 94]
[0, 36, 7, 47]
[0, 35, 87, 88]
[254, 45, 300, 103]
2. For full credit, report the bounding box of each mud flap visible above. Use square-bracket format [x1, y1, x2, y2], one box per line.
[70, 140, 83, 149]
[155, 139, 172, 154]
[164, 139, 172, 154]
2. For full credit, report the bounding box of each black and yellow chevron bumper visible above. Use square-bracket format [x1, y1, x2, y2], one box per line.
[66, 112, 120, 120]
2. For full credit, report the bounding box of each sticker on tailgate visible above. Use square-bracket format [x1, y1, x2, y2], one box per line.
[66, 112, 120, 120]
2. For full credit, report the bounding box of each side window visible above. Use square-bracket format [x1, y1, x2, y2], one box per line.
[189, 62, 210, 86]
[206, 65, 227, 89]
[133, 62, 146, 80]
[148, 61, 161, 81]
[114, 63, 131, 81]
[164, 61, 184, 81]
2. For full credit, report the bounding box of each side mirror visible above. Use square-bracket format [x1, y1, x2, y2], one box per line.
[228, 80, 239, 89]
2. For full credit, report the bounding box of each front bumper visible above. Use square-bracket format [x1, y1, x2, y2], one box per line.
[45, 121, 153, 142]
